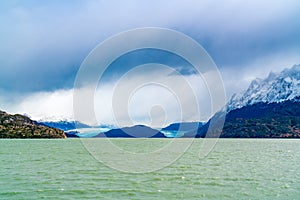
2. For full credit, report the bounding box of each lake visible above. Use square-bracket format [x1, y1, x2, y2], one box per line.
[1, 139, 300, 199]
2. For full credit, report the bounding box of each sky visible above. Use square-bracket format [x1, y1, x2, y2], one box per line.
[1, 0, 300, 126]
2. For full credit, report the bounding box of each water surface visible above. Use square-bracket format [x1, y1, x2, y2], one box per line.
[1, 139, 299, 199]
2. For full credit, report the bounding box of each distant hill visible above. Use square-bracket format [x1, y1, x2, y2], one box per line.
[64, 131, 80, 138]
[162, 122, 204, 131]
[162, 122, 205, 138]
[0, 110, 66, 138]
[96, 125, 166, 138]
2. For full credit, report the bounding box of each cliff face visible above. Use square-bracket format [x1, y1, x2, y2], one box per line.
[0, 110, 66, 138]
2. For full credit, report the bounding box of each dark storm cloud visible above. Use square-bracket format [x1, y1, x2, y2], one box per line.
[0, 0, 300, 93]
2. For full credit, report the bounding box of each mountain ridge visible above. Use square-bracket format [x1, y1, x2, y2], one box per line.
[40, 120, 91, 131]
[228, 64, 300, 111]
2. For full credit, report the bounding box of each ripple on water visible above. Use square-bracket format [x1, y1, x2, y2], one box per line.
[1, 139, 300, 199]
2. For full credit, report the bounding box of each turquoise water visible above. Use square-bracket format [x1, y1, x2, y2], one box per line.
[1, 139, 300, 199]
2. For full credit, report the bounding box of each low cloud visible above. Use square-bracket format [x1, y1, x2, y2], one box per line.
[2, 70, 219, 127]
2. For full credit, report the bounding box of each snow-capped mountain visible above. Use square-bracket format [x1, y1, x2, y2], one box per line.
[40, 120, 91, 131]
[228, 64, 300, 111]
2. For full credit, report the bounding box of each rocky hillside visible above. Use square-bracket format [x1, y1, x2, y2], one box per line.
[0, 110, 66, 138]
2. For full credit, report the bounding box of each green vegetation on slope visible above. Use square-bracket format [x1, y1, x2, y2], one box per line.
[0, 110, 66, 138]
[221, 101, 300, 138]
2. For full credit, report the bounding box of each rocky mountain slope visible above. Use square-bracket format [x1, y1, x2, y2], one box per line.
[0, 110, 66, 138]
[194, 64, 300, 138]
[228, 64, 300, 111]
